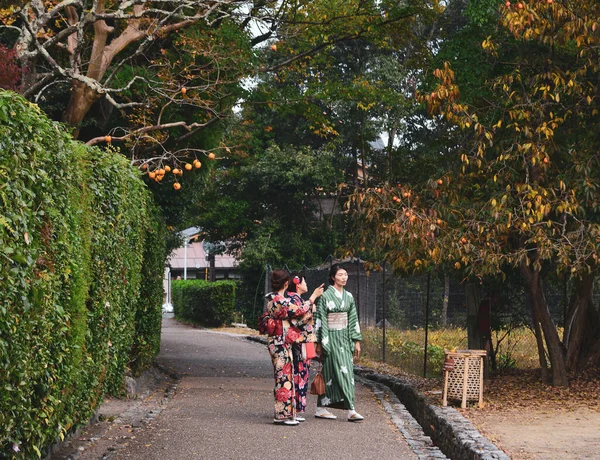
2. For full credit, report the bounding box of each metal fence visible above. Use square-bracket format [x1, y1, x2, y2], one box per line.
[302, 261, 467, 377]
[266, 259, 584, 378]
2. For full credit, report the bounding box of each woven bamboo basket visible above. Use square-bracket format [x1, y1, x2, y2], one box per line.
[442, 349, 487, 409]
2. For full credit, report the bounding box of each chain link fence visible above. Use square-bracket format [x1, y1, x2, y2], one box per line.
[265, 258, 580, 378]
[302, 261, 467, 377]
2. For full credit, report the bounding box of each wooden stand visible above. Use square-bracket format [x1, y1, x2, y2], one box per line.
[442, 350, 486, 409]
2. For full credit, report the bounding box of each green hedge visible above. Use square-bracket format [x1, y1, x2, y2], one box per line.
[0, 90, 167, 458]
[172, 279, 236, 327]
[131, 200, 168, 376]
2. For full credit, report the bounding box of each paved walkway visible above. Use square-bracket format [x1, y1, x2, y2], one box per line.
[112, 315, 417, 460]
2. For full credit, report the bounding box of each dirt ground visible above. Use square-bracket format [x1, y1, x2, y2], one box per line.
[465, 406, 600, 459]
[456, 369, 600, 460]
[364, 360, 600, 460]
[236, 326, 600, 459]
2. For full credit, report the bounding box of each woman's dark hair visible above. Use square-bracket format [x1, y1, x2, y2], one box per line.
[328, 264, 345, 286]
[287, 272, 304, 293]
[271, 269, 290, 291]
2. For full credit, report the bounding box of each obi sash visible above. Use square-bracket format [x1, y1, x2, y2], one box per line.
[327, 312, 348, 330]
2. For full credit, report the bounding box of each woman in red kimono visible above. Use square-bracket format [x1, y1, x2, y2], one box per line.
[263, 269, 323, 425]
[286, 273, 322, 421]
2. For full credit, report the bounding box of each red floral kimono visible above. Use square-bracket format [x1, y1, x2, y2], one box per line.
[287, 291, 316, 414]
[264, 292, 313, 420]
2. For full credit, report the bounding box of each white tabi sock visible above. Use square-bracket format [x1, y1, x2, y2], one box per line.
[316, 407, 331, 417]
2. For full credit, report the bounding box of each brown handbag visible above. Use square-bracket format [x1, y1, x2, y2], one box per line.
[310, 365, 326, 395]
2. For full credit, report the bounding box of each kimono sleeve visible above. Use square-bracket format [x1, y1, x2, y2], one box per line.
[289, 296, 312, 319]
[287, 292, 313, 318]
[270, 294, 311, 320]
[347, 293, 362, 342]
[287, 292, 313, 325]
[315, 294, 331, 355]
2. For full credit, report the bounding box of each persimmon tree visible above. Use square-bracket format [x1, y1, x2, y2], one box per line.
[0, 1, 436, 170]
[0, 0, 261, 177]
[346, 0, 600, 386]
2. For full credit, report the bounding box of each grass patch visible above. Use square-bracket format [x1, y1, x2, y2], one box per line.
[362, 326, 542, 377]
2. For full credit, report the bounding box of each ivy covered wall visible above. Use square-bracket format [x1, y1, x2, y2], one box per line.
[0, 90, 167, 458]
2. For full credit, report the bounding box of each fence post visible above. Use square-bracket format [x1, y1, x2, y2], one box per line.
[382, 261, 387, 363]
[423, 272, 431, 378]
[263, 264, 272, 312]
[356, 258, 361, 319]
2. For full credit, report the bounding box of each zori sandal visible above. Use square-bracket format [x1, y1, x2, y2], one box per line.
[273, 418, 300, 426]
[347, 413, 364, 422]
[315, 410, 337, 420]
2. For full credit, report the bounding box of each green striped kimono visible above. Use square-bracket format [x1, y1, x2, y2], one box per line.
[315, 286, 362, 410]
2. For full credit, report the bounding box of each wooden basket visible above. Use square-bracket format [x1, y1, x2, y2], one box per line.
[442, 349, 486, 409]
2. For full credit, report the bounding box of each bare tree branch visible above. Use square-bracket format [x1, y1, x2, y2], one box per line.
[260, 10, 417, 72]
[86, 118, 218, 146]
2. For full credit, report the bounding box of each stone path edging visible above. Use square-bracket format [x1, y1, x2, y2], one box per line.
[247, 335, 509, 459]
[355, 368, 510, 460]
[48, 364, 180, 460]
[355, 375, 448, 459]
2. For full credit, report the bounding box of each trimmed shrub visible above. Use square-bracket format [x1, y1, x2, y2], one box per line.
[0, 90, 167, 458]
[172, 279, 236, 327]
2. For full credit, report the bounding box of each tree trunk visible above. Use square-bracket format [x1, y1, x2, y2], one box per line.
[209, 253, 216, 282]
[441, 273, 449, 327]
[564, 269, 600, 370]
[62, 81, 102, 138]
[360, 136, 368, 188]
[520, 260, 569, 386]
[530, 295, 549, 383]
[585, 332, 600, 368]
[465, 282, 481, 349]
[564, 272, 595, 371]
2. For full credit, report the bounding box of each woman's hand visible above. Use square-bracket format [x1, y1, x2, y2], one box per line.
[354, 341, 361, 360]
[309, 283, 325, 304]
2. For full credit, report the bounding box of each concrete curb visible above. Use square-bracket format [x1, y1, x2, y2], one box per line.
[246, 335, 507, 459]
[355, 375, 448, 459]
[246, 334, 267, 345]
[355, 368, 510, 460]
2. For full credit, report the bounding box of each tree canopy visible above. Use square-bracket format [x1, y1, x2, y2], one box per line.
[4, 0, 600, 386]
[345, 0, 600, 386]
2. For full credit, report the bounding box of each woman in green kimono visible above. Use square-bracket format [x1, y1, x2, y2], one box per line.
[314, 264, 364, 422]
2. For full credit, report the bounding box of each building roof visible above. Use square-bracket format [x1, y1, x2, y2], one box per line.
[168, 241, 238, 270]
[179, 226, 202, 240]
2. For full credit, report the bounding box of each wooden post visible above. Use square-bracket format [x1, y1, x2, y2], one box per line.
[461, 356, 469, 409]
[442, 370, 449, 407]
[423, 273, 431, 377]
[479, 354, 485, 407]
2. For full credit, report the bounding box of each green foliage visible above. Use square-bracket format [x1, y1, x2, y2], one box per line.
[172, 280, 236, 327]
[131, 200, 168, 376]
[496, 352, 517, 370]
[465, 0, 503, 28]
[427, 344, 445, 375]
[85, 146, 149, 397]
[0, 90, 166, 458]
[194, 143, 344, 324]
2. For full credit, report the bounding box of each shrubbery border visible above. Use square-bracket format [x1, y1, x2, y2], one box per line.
[0, 90, 167, 458]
